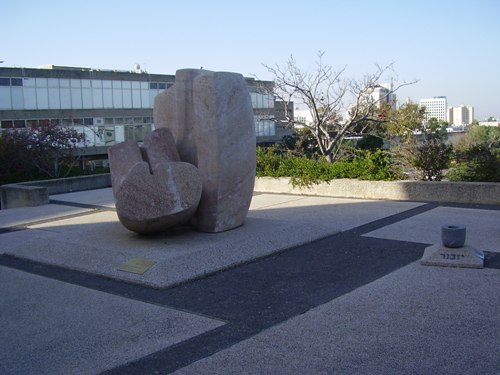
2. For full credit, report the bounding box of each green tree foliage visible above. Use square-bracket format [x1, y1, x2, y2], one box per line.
[385, 102, 426, 143]
[424, 118, 448, 141]
[447, 124, 500, 182]
[356, 134, 384, 150]
[467, 123, 500, 149]
[447, 144, 500, 182]
[281, 128, 319, 158]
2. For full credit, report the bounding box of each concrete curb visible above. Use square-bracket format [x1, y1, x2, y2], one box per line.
[254, 177, 500, 205]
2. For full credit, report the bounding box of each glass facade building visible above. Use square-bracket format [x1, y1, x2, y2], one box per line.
[0, 66, 285, 152]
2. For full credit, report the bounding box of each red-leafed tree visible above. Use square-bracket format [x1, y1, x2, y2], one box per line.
[0, 123, 86, 184]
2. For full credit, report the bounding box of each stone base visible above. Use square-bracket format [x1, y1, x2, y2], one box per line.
[421, 244, 484, 269]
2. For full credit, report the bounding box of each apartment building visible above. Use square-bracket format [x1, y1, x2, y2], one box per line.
[447, 105, 474, 126]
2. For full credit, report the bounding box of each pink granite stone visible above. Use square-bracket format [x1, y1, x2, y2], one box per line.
[108, 128, 202, 234]
[154, 69, 256, 233]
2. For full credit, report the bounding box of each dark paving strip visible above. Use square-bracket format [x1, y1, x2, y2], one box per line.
[49, 199, 116, 211]
[0, 226, 25, 234]
[484, 251, 500, 270]
[436, 201, 500, 211]
[0, 210, 105, 235]
[346, 202, 438, 236]
[0, 201, 115, 235]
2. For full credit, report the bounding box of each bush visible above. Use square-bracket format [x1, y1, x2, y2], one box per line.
[256, 147, 404, 187]
[396, 140, 452, 181]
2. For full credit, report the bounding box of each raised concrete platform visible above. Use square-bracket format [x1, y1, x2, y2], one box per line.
[1, 188, 499, 374]
[0, 188, 423, 288]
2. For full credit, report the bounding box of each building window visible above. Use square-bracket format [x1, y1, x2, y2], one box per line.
[1, 120, 13, 128]
[0, 77, 24, 86]
[149, 82, 170, 90]
[13, 120, 26, 128]
[27, 119, 39, 127]
[11, 78, 23, 86]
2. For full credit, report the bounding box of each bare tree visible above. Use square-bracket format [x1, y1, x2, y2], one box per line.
[263, 52, 417, 162]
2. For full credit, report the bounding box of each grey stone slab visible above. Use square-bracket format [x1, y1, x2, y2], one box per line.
[1, 195, 423, 288]
[364, 206, 500, 253]
[421, 244, 484, 268]
[0, 266, 224, 375]
[173, 263, 500, 375]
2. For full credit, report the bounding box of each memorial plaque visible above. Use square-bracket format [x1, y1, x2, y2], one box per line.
[118, 258, 156, 274]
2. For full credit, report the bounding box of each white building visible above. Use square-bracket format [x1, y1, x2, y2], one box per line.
[419, 96, 447, 122]
[447, 105, 474, 126]
[368, 83, 397, 110]
[293, 107, 313, 128]
[0, 65, 281, 150]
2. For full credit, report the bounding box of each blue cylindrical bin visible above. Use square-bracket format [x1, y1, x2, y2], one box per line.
[441, 225, 466, 248]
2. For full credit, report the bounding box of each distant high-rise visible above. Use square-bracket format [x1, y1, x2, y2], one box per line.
[369, 83, 397, 110]
[447, 105, 474, 126]
[419, 97, 447, 122]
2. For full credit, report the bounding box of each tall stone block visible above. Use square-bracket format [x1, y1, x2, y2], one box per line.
[154, 69, 256, 233]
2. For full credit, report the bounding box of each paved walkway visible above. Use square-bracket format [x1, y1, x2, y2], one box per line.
[0, 188, 499, 374]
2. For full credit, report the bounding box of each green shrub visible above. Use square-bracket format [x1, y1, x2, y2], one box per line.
[256, 147, 404, 187]
[396, 140, 452, 181]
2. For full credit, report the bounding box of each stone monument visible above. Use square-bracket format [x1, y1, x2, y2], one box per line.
[109, 69, 256, 234]
[421, 224, 484, 268]
[154, 69, 256, 233]
[108, 127, 202, 234]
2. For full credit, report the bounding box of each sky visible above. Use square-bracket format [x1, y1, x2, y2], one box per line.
[2, 0, 499, 120]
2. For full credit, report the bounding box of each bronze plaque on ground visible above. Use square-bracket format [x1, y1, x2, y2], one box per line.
[118, 258, 156, 274]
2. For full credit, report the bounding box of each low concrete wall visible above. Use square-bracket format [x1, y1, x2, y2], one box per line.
[2, 174, 499, 208]
[254, 177, 500, 205]
[21, 173, 111, 195]
[0, 174, 111, 209]
[0, 184, 50, 209]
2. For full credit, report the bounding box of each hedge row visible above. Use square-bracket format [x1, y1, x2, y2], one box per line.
[256, 147, 405, 187]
